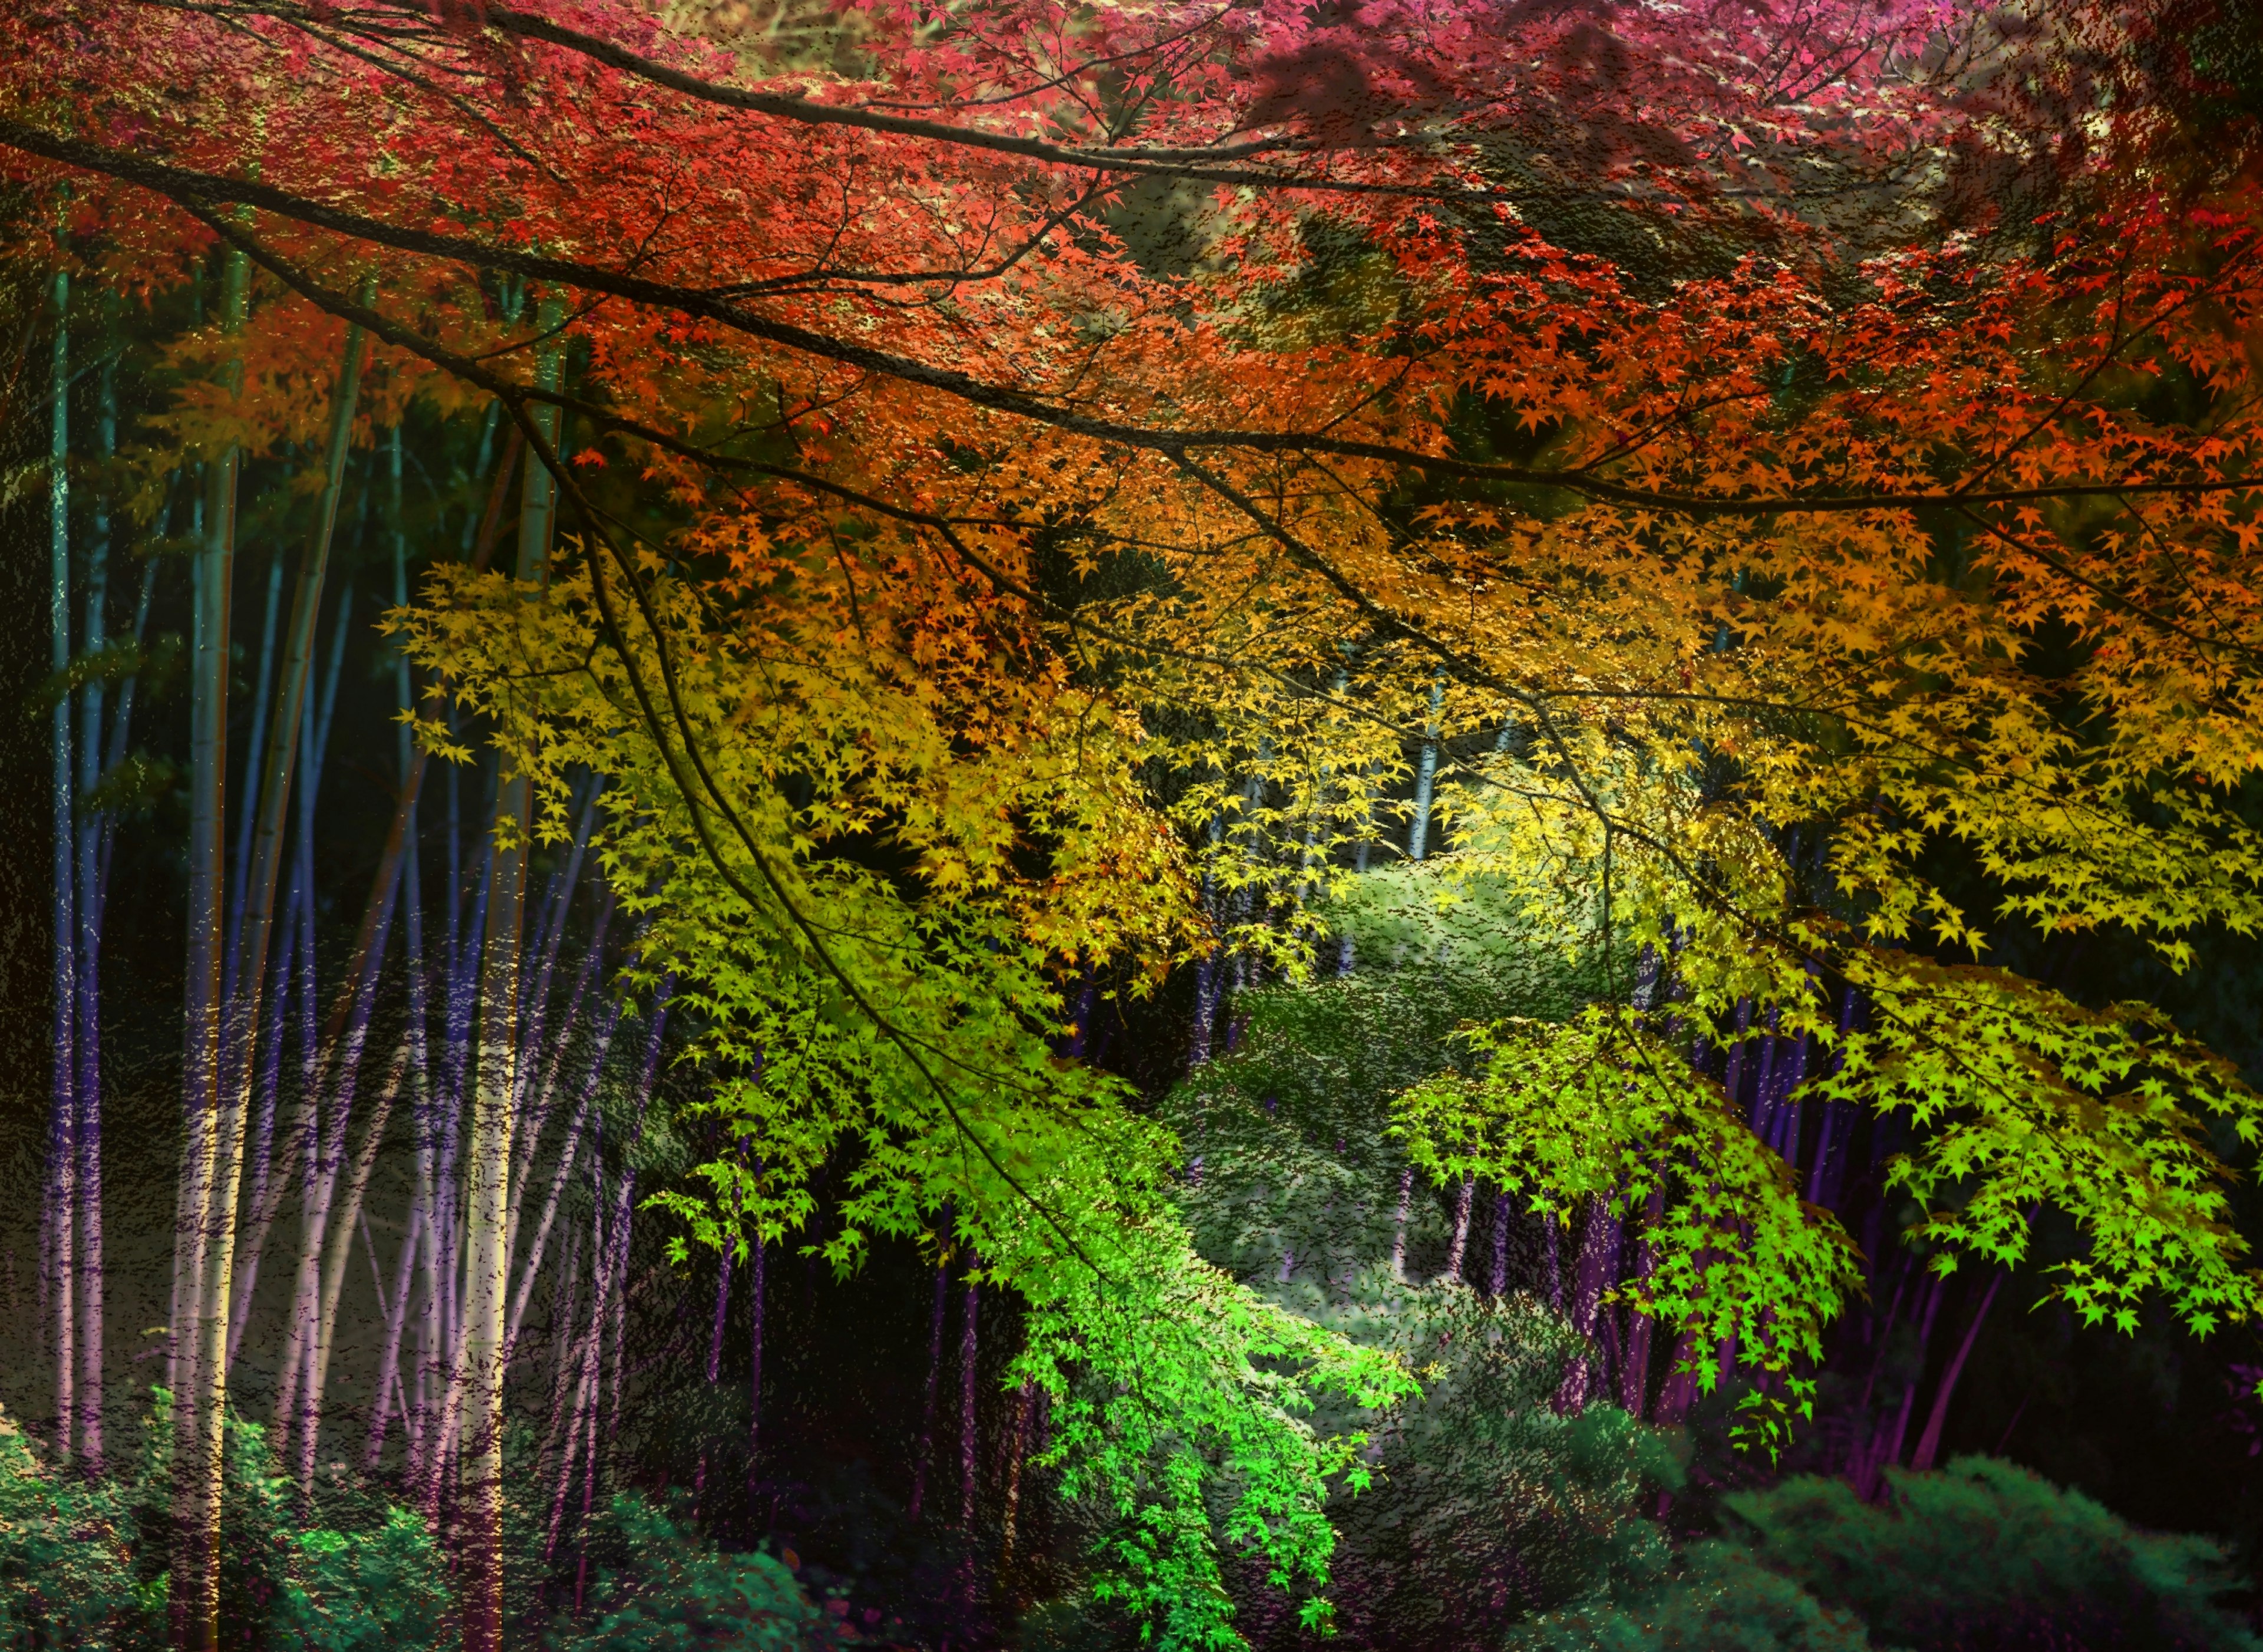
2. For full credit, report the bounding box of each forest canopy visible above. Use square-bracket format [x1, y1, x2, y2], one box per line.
[6, 0, 2263, 1648]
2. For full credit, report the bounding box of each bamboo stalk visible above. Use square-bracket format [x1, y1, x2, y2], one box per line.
[1910, 1271, 2004, 1473]
[461, 296, 562, 1652]
[503, 995, 620, 1353]
[46, 266, 77, 1466]
[503, 893, 616, 1296]
[299, 1040, 412, 1495]
[218, 306, 371, 1374]
[1444, 1173, 1474, 1281]
[364, 1192, 424, 1470]
[74, 339, 117, 1472]
[224, 550, 284, 998]
[227, 744, 427, 1369]
[172, 243, 246, 1652]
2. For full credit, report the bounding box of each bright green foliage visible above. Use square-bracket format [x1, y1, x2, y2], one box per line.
[1515, 1458, 2261, 1652]
[549, 1496, 840, 1652]
[0, 1404, 157, 1650]
[268, 1512, 457, 1652]
[1395, 1008, 1862, 1390]
[1289, 1289, 1677, 1652]
[1813, 948, 2263, 1337]
[396, 559, 1417, 1650]
[0, 1394, 456, 1652]
[1163, 948, 1681, 1652]
[1512, 1544, 1876, 1652]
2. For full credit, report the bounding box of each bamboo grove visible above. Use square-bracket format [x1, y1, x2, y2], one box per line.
[6, 0, 2263, 1647]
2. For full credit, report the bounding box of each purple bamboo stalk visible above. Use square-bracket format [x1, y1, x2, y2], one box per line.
[704, 1230, 735, 1386]
[503, 997, 621, 1353]
[532, 1216, 582, 1501]
[364, 1195, 424, 1470]
[1860, 1272, 1944, 1498]
[46, 266, 77, 1466]
[1618, 1191, 1665, 1419]
[299, 1040, 412, 1494]
[545, 1196, 605, 1562]
[908, 1258, 948, 1522]
[1910, 1271, 2003, 1472]
[1489, 1188, 1510, 1298]
[1558, 1198, 1624, 1412]
[242, 872, 295, 1263]
[601, 994, 668, 1458]
[514, 779, 601, 1069]
[73, 341, 117, 1472]
[503, 894, 617, 1286]
[217, 309, 371, 1382]
[224, 551, 283, 1000]
[694, 1202, 734, 1504]
[1445, 1173, 1474, 1281]
[1722, 997, 1753, 1114]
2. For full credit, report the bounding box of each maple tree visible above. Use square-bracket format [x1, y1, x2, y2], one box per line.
[9, 0, 2263, 1644]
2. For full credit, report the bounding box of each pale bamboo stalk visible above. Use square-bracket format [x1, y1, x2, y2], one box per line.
[1408, 674, 1446, 861]
[164, 472, 205, 1403]
[461, 300, 562, 1652]
[503, 896, 616, 1296]
[45, 266, 77, 1465]
[227, 746, 427, 1369]
[299, 1039, 410, 1493]
[217, 309, 371, 1374]
[74, 342, 117, 1472]
[272, 703, 325, 1453]
[172, 244, 246, 1652]
[503, 1000, 620, 1353]
[1444, 1173, 1474, 1281]
[549, 1149, 610, 1560]
[533, 1217, 583, 1502]
[363, 1194, 423, 1469]
[1387, 1166, 1414, 1283]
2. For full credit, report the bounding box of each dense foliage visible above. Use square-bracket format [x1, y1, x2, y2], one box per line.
[6, 0, 2263, 1646]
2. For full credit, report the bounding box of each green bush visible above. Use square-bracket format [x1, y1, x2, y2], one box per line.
[549, 1495, 843, 1652]
[0, 1404, 157, 1651]
[0, 1396, 834, 1652]
[1513, 1457, 2259, 1652]
[1512, 1543, 1875, 1652]
[1720, 1457, 2259, 1652]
